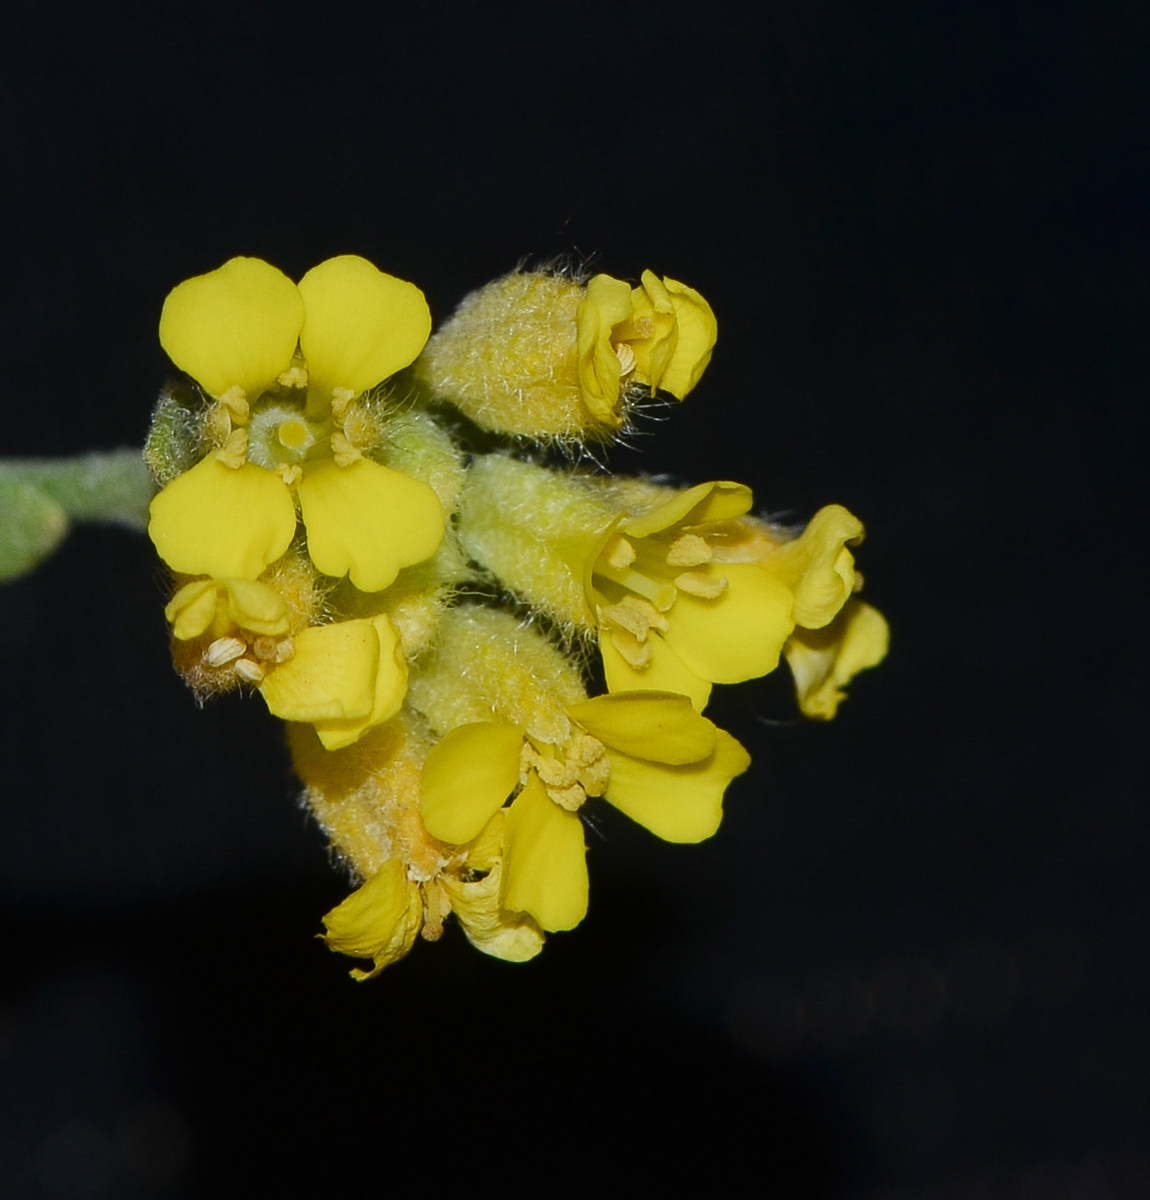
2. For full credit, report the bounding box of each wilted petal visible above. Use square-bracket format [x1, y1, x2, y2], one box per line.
[444, 852, 545, 963]
[296, 457, 444, 592]
[298, 256, 431, 400]
[321, 858, 423, 980]
[603, 729, 751, 843]
[762, 505, 864, 629]
[502, 774, 588, 932]
[159, 257, 303, 398]
[148, 457, 296, 580]
[785, 599, 890, 719]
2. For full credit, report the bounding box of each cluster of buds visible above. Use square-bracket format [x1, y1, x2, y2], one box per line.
[144, 255, 888, 978]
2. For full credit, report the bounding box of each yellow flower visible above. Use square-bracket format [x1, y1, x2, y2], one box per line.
[148, 256, 444, 592]
[418, 692, 749, 932]
[165, 576, 407, 749]
[413, 268, 717, 440]
[784, 598, 890, 719]
[577, 271, 718, 423]
[594, 486, 870, 712]
[592, 481, 796, 710]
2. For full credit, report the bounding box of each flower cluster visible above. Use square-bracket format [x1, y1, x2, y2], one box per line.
[145, 255, 888, 978]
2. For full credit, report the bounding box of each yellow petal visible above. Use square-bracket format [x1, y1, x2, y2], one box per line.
[420, 722, 525, 845]
[617, 271, 676, 387]
[312, 614, 410, 750]
[661, 563, 795, 684]
[259, 619, 379, 722]
[567, 692, 717, 764]
[321, 858, 423, 980]
[763, 504, 864, 629]
[785, 599, 890, 719]
[621, 480, 753, 540]
[223, 578, 290, 636]
[599, 629, 713, 712]
[159, 257, 303, 398]
[148, 457, 297, 579]
[298, 256, 431, 400]
[165, 579, 221, 640]
[576, 274, 634, 424]
[296, 457, 444, 592]
[603, 729, 751, 842]
[442, 858, 545, 963]
[658, 278, 718, 398]
[502, 773, 588, 932]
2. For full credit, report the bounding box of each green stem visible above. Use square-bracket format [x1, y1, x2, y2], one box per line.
[0, 448, 154, 582]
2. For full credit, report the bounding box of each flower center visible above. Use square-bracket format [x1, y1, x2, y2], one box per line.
[593, 528, 728, 668]
[247, 403, 328, 471]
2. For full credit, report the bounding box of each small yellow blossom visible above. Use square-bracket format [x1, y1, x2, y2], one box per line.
[592, 481, 796, 710]
[148, 256, 444, 592]
[292, 715, 544, 976]
[419, 692, 749, 932]
[165, 575, 407, 748]
[414, 268, 717, 440]
[577, 271, 717, 422]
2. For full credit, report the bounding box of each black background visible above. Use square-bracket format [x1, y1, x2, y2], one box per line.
[0, 3, 1146, 1197]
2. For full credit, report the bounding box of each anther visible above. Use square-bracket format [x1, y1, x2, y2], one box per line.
[675, 571, 728, 599]
[615, 343, 637, 377]
[215, 428, 249, 468]
[233, 658, 266, 683]
[205, 636, 247, 667]
[603, 534, 636, 570]
[218, 386, 250, 423]
[666, 533, 713, 567]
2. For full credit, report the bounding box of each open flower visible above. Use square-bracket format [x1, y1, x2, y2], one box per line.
[594, 484, 869, 711]
[418, 692, 749, 932]
[148, 255, 444, 592]
[165, 575, 407, 749]
[576, 271, 717, 424]
[592, 481, 795, 710]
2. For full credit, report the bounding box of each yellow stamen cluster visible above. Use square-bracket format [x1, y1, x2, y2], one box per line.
[144, 256, 888, 980]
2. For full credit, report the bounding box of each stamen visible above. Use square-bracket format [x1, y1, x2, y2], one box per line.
[675, 571, 728, 599]
[218, 386, 250, 423]
[666, 533, 713, 567]
[329, 431, 362, 467]
[331, 387, 356, 423]
[603, 533, 636, 570]
[610, 628, 652, 669]
[594, 561, 677, 611]
[205, 636, 246, 667]
[616, 594, 670, 632]
[215, 428, 249, 468]
[615, 342, 637, 377]
[277, 365, 308, 389]
[233, 658, 266, 683]
[853, 569, 865, 593]
[546, 781, 586, 812]
[252, 636, 294, 663]
[276, 464, 303, 486]
[599, 602, 650, 643]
